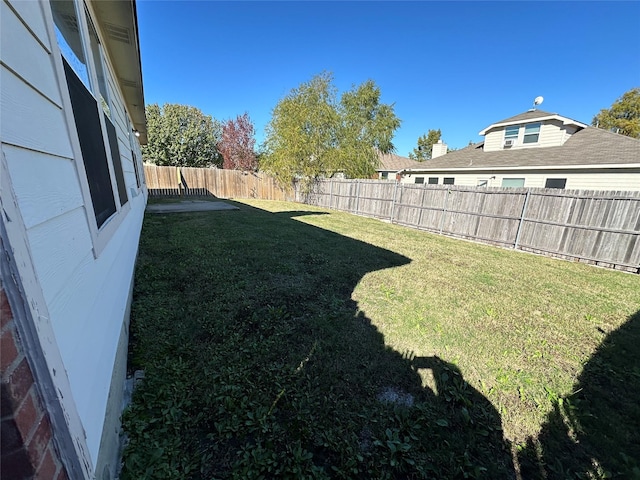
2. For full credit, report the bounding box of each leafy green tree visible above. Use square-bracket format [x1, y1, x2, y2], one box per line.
[142, 103, 223, 167]
[592, 88, 640, 138]
[339, 80, 402, 178]
[262, 73, 401, 185]
[409, 129, 441, 161]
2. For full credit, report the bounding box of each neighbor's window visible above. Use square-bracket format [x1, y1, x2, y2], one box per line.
[545, 178, 567, 189]
[504, 125, 519, 141]
[501, 178, 525, 187]
[381, 172, 388, 179]
[523, 123, 541, 144]
[415, 177, 425, 184]
[428, 177, 438, 184]
[477, 179, 489, 187]
[443, 177, 455, 185]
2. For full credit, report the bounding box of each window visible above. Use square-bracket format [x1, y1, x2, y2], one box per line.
[501, 178, 525, 187]
[52, 0, 128, 227]
[428, 177, 439, 184]
[443, 177, 455, 185]
[523, 123, 541, 144]
[380, 172, 388, 179]
[477, 179, 489, 187]
[62, 58, 116, 226]
[545, 178, 567, 189]
[504, 125, 519, 141]
[51, 0, 90, 88]
[415, 177, 425, 184]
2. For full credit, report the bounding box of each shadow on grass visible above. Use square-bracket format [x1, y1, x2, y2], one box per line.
[123, 201, 515, 478]
[517, 310, 640, 479]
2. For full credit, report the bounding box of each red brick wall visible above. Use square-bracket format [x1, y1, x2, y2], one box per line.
[1, 287, 68, 480]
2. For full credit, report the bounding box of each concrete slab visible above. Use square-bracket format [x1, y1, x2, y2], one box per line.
[146, 200, 239, 213]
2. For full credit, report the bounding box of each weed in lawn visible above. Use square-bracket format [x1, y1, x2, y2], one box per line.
[123, 199, 639, 479]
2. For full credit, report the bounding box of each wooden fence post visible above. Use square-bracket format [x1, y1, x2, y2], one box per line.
[355, 181, 361, 214]
[417, 185, 426, 228]
[439, 188, 450, 234]
[514, 190, 531, 249]
[329, 180, 334, 210]
[390, 181, 399, 223]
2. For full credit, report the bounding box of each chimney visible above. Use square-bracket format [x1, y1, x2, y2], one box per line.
[431, 139, 448, 158]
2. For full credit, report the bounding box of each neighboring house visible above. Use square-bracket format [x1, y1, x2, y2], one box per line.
[399, 110, 640, 191]
[376, 152, 424, 180]
[1, 1, 147, 479]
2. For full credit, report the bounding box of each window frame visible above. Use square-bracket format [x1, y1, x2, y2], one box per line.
[523, 122, 541, 144]
[47, 0, 132, 258]
[544, 178, 567, 189]
[414, 177, 425, 184]
[504, 125, 519, 142]
[501, 178, 526, 188]
[443, 177, 455, 185]
[428, 177, 439, 185]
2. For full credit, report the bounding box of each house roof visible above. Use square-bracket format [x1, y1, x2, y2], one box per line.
[479, 109, 589, 136]
[377, 152, 424, 172]
[402, 127, 640, 173]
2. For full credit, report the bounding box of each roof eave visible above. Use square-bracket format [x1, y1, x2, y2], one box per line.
[479, 115, 589, 136]
[92, 0, 147, 144]
[402, 163, 640, 173]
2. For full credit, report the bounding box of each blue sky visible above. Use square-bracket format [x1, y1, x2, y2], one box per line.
[137, 1, 640, 157]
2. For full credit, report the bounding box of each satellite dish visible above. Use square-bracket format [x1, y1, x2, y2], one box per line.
[534, 96, 544, 106]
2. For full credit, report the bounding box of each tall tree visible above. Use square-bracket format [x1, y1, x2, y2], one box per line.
[218, 113, 257, 171]
[592, 87, 640, 138]
[409, 129, 442, 161]
[142, 103, 223, 167]
[262, 73, 401, 185]
[339, 80, 402, 178]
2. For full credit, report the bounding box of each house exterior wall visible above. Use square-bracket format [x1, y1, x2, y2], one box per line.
[484, 119, 576, 152]
[400, 168, 640, 191]
[1, 0, 147, 475]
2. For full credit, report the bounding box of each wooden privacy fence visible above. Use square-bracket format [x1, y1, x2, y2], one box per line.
[298, 180, 640, 273]
[143, 164, 294, 201]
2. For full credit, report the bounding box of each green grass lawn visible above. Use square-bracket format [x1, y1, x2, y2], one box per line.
[122, 199, 640, 479]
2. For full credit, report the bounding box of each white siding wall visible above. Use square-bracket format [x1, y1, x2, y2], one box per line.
[1, 0, 146, 470]
[400, 170, 640, 191]
[484, 120, 577, 152]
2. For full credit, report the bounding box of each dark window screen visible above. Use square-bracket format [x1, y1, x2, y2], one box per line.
[415, 177, 425, 184]
[132, 151, 141, 188]
[428, 177, 438, 184]
[443, 177, 455, 185]
[63, 58, 116, 227]
[104, 115, 128, 206]
[545, 178, 567, 189]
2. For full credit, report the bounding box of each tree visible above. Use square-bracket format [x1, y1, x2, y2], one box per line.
[262, 72, 401, 185]
[339, 80, 402, 178]
[218, 113, 257, 171]
[142, 103, 223, 167]
[409, 129, 441, 161]
[592, 87, 640, 138]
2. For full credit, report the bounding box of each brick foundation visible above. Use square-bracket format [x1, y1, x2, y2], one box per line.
[1, 287, 68, 480]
